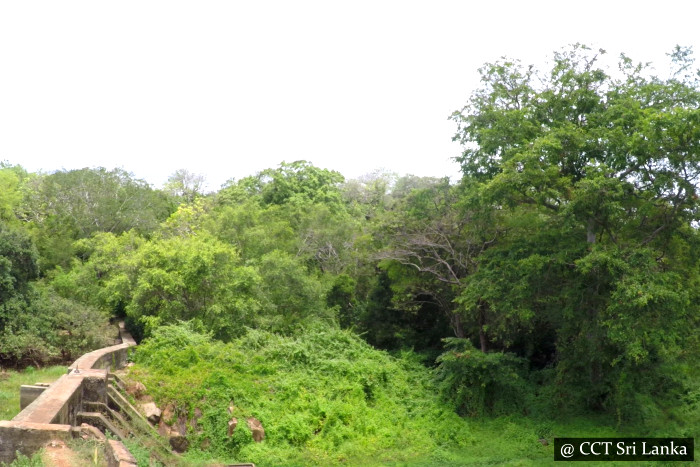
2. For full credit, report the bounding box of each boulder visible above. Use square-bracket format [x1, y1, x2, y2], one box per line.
[169, 434, 189, 453]
[157, 420, 170, 437]
[227, 417, 238, 437]
[161, 404, 175, 423]
[247, 417, 265, 442]
[157, 420, 179, 438]
[141, 402, 162, 424]
[126, 381, 147, 399]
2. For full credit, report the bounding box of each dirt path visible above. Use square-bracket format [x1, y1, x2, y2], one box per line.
[42, 439, 106, 467]
[42, 440, 78, 467]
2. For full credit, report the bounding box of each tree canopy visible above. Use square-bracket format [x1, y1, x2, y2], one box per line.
[442, 44, 700, 414]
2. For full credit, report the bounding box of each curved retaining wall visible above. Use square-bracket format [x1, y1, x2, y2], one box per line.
[0, 322, 136, 464]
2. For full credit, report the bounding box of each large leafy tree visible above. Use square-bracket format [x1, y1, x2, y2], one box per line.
[232, 160, 346, 208]
[215, 161, 360, 273]
[438, 45, 700, 415]
[375, 179, 492, 343]
[21, 167, 173, 270]
[55, 230, 264, 342]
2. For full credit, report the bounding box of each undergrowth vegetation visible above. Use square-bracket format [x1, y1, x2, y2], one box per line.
[129, 322, 700, 466]
[129, 322, 477, 465]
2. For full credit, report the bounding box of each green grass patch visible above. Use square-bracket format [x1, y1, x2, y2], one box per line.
[0, 366, 66, 420]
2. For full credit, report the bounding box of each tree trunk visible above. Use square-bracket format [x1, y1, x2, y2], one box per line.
[479, 327, 488, 353]
[451, 312, 465, 338]
[587, 217, 596, 244]
[478, 303, 488, 353]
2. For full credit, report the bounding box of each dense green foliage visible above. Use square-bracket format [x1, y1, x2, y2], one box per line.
[1, 45, 699, 465]
[128, 322, 500, 465]
[445, 45, 700, 421]
[21, 167, 173, 270]
[129, 322, 698, 466]
[0, 218, 114, 366]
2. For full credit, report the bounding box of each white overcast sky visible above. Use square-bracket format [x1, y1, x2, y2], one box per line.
[1, 1, 698, 191]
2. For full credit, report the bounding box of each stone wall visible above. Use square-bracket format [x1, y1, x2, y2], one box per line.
[0, 322, 136, 464]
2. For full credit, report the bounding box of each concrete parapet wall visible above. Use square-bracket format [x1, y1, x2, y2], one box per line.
[69, 322, 136, 373]
[13, 369, 106, 425]
[0, 322, 137, 464]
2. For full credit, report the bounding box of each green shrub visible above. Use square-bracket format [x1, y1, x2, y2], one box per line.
[0, 282, 113, 367]
[435, 337, 531, 417]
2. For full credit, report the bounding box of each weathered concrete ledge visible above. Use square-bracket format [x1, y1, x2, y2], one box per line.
[105, 439, 138, 467]
[13, 369, 107, 425]
[0, 322, 137, 464]
[69, 322, 137, 373]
